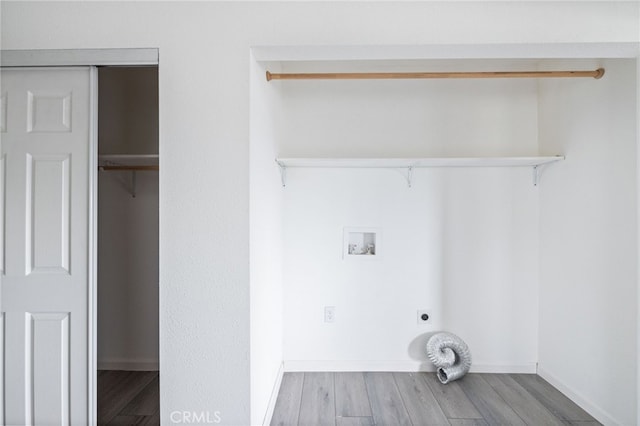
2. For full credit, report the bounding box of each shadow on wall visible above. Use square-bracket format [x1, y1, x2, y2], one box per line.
[408, 332, 438, 371]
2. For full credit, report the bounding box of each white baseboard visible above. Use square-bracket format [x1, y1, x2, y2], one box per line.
[262, 363, 284, 426]
[284, 360, 536, 374]
[537, 366, 618, 426]
[98, 358, 159, 371]
[285, 360, 430, 372]
[470, 363, 537, 374]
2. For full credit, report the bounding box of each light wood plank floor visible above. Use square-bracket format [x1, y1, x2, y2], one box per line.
[98, 370, 160, 425]
[271, 373, 600, 426]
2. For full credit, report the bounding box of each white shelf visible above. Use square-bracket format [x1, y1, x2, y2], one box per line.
[276, 156, 563, 169]
[98, 154, 159, 167]
[275, 156, 564, 187]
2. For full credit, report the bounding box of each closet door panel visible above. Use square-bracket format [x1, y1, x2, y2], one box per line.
[1, 67, 95, 426]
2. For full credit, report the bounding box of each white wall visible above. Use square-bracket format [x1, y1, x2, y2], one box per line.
[441, 167, 540, 371]
[278, 60, 541, 158]
[538, 59, 638, 425]
[2, 2, 638, 425]
[280, 72, 540, 371]
[97, 68, 159, 370]
[249, 58, 284, 425]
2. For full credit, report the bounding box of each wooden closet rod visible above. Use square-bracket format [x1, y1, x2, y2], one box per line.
[99, 165, 159, 171]
[266, 68, 605, 81]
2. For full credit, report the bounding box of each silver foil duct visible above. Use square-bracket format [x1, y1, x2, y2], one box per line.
[426, 332, 472, 384]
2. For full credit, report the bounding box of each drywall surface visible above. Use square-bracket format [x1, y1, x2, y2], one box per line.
[3, 2, 638, 424]
[278, 62, 540, 159]
[97, 68, 159, 371]
[280, 75, 540, 371]
[249, 58, 284, 425]
[538, 59, 638, 425]
[283, 167, 539, 371]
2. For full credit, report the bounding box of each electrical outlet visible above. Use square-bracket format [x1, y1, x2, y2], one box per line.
[324, 306, 335, 323]
[417, 309, 431, 324]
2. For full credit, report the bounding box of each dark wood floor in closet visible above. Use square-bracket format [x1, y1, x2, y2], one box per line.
[98, 370, 160, 425]
[271, 372, 601, 426]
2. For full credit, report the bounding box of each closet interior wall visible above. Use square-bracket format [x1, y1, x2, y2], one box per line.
[97, 67, 159, 371]
[276, 59, 541, 371]
[537, 58, 637, 425]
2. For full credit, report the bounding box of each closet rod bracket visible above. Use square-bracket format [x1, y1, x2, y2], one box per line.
[276, 160, 287, 187]
[533, 165, 540, 186]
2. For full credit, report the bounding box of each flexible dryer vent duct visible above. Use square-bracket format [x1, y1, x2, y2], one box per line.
[426, 332, 472, 384]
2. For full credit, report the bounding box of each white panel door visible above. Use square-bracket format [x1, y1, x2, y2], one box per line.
[1, 67, 96, 425]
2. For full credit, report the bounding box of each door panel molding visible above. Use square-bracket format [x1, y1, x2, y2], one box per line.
[1, 154, 5, 275]
[25, 154, 71, 276]
[0, 312, 4, 425]
[25, 312, 70, 426]
[26, 91, 72, 133]
[0, 93, 6, 132]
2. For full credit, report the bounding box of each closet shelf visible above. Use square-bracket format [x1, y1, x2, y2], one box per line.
[98, 155, 159, 198]
[275, 156, 564, 187]
[275, 156, 563, 169]
[98, 154, 159, 171]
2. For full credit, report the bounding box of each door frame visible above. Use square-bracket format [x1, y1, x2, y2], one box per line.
[1, 48, 159, 425]
[0, 48, 158, 67]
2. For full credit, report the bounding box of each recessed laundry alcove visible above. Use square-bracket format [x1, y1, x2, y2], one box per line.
[249, 45, 638, 425]
[3, 3, 638, 425]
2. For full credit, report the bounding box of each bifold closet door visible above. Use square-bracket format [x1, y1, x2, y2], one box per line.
[1, 67, 95, 425]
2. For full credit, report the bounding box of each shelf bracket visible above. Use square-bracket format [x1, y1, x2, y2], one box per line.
[533, 165, 540, 187]
[130, 170, 137, 198]
[276, 160, 287, 187]
[406, 166, 414, 188]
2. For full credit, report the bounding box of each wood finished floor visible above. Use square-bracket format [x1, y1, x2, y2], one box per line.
[98, 370, 160, 425]
[271, 373, 601, 426]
